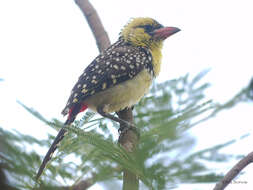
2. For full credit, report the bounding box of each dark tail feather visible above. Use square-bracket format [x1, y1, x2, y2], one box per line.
[35, 126, 67, 180]
[36, 105, 81, 180]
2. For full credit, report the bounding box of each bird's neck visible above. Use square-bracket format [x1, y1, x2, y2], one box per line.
[149, 41, 163, 77]
[120, 37, 163, 77]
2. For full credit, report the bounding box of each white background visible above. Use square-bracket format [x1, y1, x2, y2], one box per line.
[0, 0, 253, 189]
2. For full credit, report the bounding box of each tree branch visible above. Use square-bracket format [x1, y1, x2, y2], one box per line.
[74, 0, 139, 189]
[248, 77, 253, 100]
[74, 0, 110, 52]
[213, 151, 253, 190]
[63, 177, 93, 190]
[117, 108, 139, 190]
[34, 177, 93, 190]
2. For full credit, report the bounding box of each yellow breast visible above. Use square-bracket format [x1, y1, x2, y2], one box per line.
[84, 69, 153, 113]
[150, 42, 163, 77]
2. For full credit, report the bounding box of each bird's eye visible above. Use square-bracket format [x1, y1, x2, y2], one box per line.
[142, 25, 153, 33]
[139, 24, 163, 35]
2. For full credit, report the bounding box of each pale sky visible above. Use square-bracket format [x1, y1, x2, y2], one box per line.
[0, 0, 253, 189]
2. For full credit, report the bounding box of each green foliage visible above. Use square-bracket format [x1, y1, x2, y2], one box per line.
[0, 72, 252, 190]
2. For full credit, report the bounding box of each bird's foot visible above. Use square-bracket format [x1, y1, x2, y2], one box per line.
[118, 124, 140, 138]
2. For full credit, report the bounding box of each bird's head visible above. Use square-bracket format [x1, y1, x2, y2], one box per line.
[120, 17, 180, 49]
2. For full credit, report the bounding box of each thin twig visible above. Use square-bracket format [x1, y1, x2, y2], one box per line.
[213, 151, 253, 190]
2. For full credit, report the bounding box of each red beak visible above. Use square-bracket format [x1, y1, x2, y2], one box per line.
[153, 27, 180, 40]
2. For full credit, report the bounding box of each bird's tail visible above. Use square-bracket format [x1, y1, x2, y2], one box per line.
[36, 104, 87, 180]
[35, 125, 68, 180]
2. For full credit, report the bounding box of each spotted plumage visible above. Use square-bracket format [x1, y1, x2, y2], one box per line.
[36, 17, 180, 180]
[61, 39, 154, 116]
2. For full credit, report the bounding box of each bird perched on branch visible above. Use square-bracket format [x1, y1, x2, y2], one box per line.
[36, 17, 180, 180]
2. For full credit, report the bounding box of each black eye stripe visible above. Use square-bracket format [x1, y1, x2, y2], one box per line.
[143, 25, 153, 32]
[138, 24, 163, 33]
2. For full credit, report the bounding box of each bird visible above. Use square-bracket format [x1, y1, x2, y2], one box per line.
[36, 17, 180, 180]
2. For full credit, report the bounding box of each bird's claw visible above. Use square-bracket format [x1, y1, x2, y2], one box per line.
[118, 124, 140, 138]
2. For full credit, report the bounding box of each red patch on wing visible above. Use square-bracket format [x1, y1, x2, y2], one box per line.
[67, 104, 88, 120]
[80, 104, 88, 112]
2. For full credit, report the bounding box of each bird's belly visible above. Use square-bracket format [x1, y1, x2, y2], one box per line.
[85, 69, 153, 113]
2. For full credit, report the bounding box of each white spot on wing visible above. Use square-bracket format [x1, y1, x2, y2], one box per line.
[113, 65, 119, 70]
